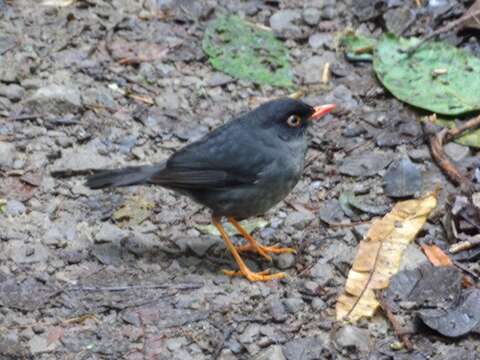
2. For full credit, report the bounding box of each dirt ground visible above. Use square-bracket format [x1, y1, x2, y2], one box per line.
[1, 0, 479, 359]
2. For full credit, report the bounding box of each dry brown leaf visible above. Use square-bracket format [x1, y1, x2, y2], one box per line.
[336, 189, 439, 322]
[421, 244, 453, 267]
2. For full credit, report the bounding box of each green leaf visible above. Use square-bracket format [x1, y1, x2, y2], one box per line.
[373, 33, 480, 115]
[340, 31, 377, 62]
[435, 118, 480, 148]
[202, 15, 293, 88]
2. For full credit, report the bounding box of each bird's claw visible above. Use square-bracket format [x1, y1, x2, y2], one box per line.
[235, 244, 296, 261]
[222, 268, 287, 282]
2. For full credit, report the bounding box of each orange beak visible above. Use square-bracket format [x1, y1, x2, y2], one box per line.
[309, 104, 336, 121]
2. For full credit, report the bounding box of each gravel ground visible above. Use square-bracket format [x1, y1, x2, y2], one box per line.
[0, 0, 479, 359]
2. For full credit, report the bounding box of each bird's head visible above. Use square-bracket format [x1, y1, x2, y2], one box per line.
[252, 98, 335, 140]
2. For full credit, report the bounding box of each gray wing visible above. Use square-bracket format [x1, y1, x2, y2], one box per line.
[149, 118, 270, 189]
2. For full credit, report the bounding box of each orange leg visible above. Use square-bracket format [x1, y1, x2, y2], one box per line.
[228, 217, 296, 262]
[212, 217, 286, 282]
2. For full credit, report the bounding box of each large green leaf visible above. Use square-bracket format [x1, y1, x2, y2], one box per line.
[373, 34, 480, 115]
[202, 15, 293, 88]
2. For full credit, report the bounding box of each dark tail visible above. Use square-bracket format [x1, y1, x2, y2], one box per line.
[85, 164, 163, 189]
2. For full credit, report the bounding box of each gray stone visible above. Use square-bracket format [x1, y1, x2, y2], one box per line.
[297, 53, 336, 84]
[255, 345, 286, 360]
[0, 57, 20, 83]
[5, 200, 26, 216]
[284, 211, 315, 230]
[408, 147, 430, 161]
[275, 252, 296, 270]
[282, 337, 323, 360]
[82, 88, 117, 109]
[334, 325, 371, 353]
[239, 324, 260, 344]
[207, 73, 234, 87]
[321, 6, 336, 20]
[400, 243, 428, 271]
[311, 298, 327, 311]
[303, 8, 321, 26]
[308, 33, 332, 49]
[269, 297, 288, 323]
[51, 145, 111, 174]
[155, 89, 180, 111]
[339, 151, 394, 177]
[270, 10, 305, 39]
[384, 157, 422, 198]
[92, 243, 122, 266]
[96, 223, 128, 243]
[7, 242, 49, 264]
[0, 84, 25, 101]
[166, 337, 188, 351]
[28, 335, 55, 354]
[25, 84, 82, 115]
[302, 280, 318, 295]
[309, 261, 334, 286]
[444, 142, 470, 162]
[283, 298, 304, 314]
[0, 141, 15, 168]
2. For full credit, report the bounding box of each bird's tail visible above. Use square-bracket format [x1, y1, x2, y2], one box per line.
[85, 164, 162, 189]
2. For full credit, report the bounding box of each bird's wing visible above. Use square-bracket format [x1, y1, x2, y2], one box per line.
[150, 119, 269, 189]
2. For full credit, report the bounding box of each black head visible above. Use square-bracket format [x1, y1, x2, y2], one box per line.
[250, 98, 335, 140]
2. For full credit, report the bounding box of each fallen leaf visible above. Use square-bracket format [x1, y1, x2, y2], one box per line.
[202, 15, 293, 88]
[420, 244, 453, 267]
[336, 189, 439, 322]
[339, 191, 389, 216]
[113, 195, 154, 225]
[339, 31, 376, 62]
[384, 157, 422, 198]
[419, 288, 480, 337]
[374, 34, 480, 115]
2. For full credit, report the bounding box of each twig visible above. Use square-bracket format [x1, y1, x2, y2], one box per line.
[405, 8, 480, 55]
[68, 282, 203, 292]
[107, 66, 160, 96]
[444, 115, 480, 142]
[6, 113, 46, 122]
[426, 115, 480, 194]
[376, 291, 414, 351]
[449, 234, 480, 253]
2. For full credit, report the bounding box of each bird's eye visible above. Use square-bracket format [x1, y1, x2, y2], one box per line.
[286, 115, 302, 128]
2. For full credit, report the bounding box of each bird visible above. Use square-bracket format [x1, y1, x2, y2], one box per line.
[86, 98, 335, 281]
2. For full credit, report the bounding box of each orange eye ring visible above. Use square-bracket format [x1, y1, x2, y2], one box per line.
[286, 115, 302, 128]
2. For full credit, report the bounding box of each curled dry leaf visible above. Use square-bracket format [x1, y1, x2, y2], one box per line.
[421, 244, 453, 267]
[336, 189, 439, 322]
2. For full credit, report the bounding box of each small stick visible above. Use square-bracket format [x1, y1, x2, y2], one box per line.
[449, 235, 480, 253]
[376, 291, 414, 351]
[405, 9, 480, 55]
[6, 113, 46, 122]
[427, 114, 480, 193]
[68, 282, 203, 292]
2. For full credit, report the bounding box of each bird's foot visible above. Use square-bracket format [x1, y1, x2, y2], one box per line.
[235, 243, 296, 261]
[222, 268, 287, 282]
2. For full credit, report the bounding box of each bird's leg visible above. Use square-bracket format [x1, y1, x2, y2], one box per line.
[228, 217, 296, 262]
[212, 217, 286, 282]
